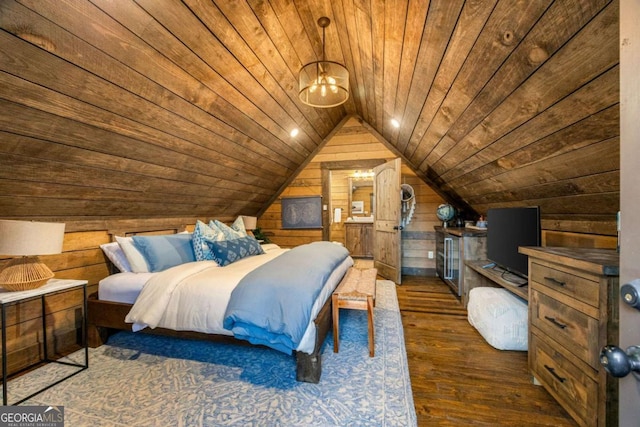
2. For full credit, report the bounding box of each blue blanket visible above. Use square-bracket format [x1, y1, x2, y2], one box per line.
[223, 241, 349, 354]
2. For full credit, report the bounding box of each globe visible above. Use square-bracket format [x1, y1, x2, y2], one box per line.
[436, 204, 456, 224]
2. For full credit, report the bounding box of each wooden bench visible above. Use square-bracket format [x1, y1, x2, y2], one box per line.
[332, 267, 377, 357]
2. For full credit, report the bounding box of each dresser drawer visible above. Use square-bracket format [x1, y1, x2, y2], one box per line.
[530, 289, 600, 368]
[530, 331, 598, 426]
[529, 262, 600, 308]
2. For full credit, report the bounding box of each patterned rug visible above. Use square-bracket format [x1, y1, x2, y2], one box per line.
[14, 280, 416, 426]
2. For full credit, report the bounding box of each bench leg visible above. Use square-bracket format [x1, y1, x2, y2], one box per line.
[332, 294, 340, 353]
[367, 295, 374, 357]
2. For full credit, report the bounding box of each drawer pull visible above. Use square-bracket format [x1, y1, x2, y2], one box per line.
[544, 315, 567, 329]
[544, 276, 566, 287]
[544, 365, 566, 383]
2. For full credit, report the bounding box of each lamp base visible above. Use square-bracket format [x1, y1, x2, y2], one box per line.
[0, 256, 54, 291]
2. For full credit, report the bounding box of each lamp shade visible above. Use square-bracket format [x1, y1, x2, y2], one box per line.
[299, 61, 349, 108]
[0, 219, 65, 256]
[239, 216, 257, 231]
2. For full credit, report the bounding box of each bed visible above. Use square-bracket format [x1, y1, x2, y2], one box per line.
[88, 223, 353, 383]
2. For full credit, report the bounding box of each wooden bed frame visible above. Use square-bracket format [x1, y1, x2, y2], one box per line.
[88, 226, 337, 383]
[87, 294, 332, 383]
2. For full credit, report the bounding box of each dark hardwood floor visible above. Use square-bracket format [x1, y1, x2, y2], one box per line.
[397, 274, 578, 427]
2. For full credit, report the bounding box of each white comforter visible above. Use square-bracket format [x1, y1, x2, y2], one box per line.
[123, 246, 352, 354]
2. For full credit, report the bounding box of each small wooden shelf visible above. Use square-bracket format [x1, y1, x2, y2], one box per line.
[464, 260, 528, 301]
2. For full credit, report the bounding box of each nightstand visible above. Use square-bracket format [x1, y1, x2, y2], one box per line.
[1, 279, 88, 405]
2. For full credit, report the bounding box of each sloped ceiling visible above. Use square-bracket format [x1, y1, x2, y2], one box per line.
[0, 0, 619, 233]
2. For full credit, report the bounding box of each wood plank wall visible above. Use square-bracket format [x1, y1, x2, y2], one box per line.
[329, 169, 353, 246]
[0, 0, 619, 235]
[0, 116, 616, 373]
[0, 0, 620, 378]
[261, 118, 451, 275]
[258, 117, 617, 275]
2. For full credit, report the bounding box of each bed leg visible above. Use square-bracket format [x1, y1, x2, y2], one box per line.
[296, 351, 321, 383]
[87, 324, 109, 348]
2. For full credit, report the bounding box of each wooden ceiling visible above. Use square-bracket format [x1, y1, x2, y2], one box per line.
[0, 0, 619, 234]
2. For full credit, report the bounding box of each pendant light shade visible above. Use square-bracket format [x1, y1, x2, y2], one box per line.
[299, 17, 349, 108]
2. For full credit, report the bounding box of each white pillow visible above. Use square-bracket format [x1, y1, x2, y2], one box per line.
[99, 242, 132, 273]
[467, 287, 528, 351]
[212, 219, 249, 240]
[115, 236, 149, 273]
[231, 216, 248, 236]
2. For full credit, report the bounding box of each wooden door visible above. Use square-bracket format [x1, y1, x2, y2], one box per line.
[373, 158, 402, 283]
[619, 1, 640, 423]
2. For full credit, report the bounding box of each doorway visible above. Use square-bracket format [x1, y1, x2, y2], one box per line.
[320, 159, 385, 243]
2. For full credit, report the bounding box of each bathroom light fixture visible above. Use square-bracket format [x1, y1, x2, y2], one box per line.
[290, 128, 299, 138]
[298, 17, 349, 108]
[352, 170, 374, 179]
[391, 118, 400, 128]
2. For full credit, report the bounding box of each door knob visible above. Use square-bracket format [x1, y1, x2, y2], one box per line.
[621, 280, 640, 310]
[600, 345, 640, 379]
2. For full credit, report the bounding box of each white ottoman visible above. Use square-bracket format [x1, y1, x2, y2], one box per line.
[467, 287, 528, 351]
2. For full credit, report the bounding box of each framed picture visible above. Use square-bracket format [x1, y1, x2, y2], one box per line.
[351, 201, 364, 214]
[281, 196, 323, 229]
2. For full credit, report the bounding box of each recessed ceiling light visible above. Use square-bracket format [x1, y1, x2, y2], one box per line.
[391, 118, 400, 128]
[290, 128, 299, 137]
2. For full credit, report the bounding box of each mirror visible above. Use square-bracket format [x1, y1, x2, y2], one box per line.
[349, 177, 374, 217]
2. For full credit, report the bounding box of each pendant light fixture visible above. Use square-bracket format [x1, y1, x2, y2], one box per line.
[299, 17, 349, 108]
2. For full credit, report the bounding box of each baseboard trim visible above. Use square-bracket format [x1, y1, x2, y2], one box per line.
[401, 267, 436, 277]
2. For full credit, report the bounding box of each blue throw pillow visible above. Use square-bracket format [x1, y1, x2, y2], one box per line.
[207, 236, 264, 266]
[192, 220, 225, 261]
[132, 234, 196, 272]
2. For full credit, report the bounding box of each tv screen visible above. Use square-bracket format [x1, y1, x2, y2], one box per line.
[487, 207, 541, 279]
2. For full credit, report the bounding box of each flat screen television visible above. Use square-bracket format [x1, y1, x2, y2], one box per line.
[487, 206, 541, 279]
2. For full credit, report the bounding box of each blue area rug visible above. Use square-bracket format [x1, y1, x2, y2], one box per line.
[17, 280, 416, 426]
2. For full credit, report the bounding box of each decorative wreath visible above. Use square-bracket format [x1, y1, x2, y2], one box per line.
[400, 184, 416, 227]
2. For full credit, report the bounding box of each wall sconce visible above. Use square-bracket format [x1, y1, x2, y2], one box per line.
[0, 220, 65, 291]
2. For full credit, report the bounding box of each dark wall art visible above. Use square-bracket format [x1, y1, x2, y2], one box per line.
[281, 196, 323, 229]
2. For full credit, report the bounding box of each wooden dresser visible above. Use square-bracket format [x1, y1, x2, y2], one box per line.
[519, 247, 619, 427]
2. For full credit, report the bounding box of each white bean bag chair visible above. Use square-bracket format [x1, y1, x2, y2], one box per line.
[467, 287, 528, 351]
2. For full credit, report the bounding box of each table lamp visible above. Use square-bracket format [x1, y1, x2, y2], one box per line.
[0, 219, 65, 291]
[239, 216, 257, 236]
[239, 216, 257, 231]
